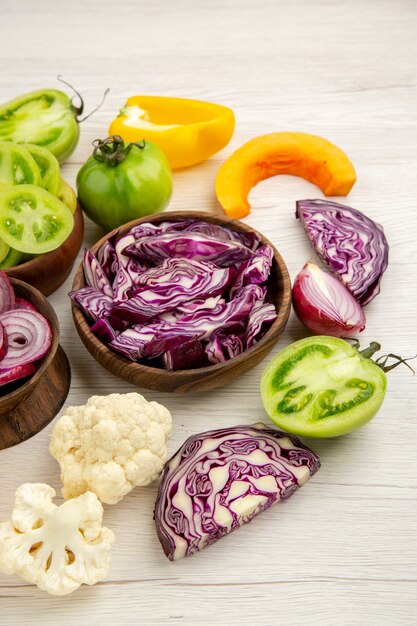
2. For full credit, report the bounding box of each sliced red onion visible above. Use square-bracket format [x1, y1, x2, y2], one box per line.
[0, 362, 36, 388]
[0, 321, 7, 361]
[0, 310, 52, 368]
[292, 262, 366, 337]
[15, 298, 38, 312]
[296, 199, 389, 305]
[0, 271, 15, 313]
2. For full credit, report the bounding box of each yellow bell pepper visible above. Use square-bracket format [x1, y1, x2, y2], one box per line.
[109, 96, 235, 170]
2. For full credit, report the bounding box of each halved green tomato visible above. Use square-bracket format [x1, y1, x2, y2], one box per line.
[56, 177, 77, 213]
[261, 336, 387, 438]
[21, 143, 60, 195]
[0, 245, 23, 268]
[0, 142, 41, 186]
[0, 184, 74, 254]
[0, 89, 79, 163]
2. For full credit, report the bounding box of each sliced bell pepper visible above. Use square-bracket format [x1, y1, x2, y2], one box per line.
[109, 96, 235, 169]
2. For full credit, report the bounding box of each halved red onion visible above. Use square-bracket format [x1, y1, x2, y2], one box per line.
[0, 310, 52, 369]
[15, 298, 38, 312]
[0, 362, 36, 388]
[292, 262, 366, 337]
[0, 271, 15, 314]
[0, 321, 7, 361]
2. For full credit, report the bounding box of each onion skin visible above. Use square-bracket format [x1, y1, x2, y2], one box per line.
[292, 263, 366, 337]
[0, 362, 36, 388]
[0, 321, 7, 361]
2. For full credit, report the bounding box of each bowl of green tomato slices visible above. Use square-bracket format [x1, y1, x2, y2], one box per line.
[0, 142, 84, 295]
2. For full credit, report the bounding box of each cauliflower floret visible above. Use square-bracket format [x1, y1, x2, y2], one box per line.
[0, 483, 115, 596]
[49, 393, 172, 504]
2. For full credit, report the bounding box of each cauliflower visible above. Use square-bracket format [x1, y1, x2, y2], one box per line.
[0, 483, 115, 596]
[49, 393, 172, 505]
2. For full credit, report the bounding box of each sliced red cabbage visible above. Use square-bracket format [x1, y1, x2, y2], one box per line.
[0, 310, 52, 368]
[206, 331, 245, 364]
[124, 232, 254, 267]
[296, 199, 389, 305]
[0, 271, 15, 313]
[162, 340, 207, 370]
[112, 266, 134, 303]
[176, 295, 225, 315]
[130, 219, 261, 251]
[246, 302, 277, 348]
[154, 423, 320, 560]
[111, 264, 232, 323]
[97, 238, 119, 281]
[230, 245, 273, 298]
[110, 325, 198, 361]
[69, 287, 113, 321]
[205, 335, 226, 364]
[89, 318, 118, 345]
[115, 233, 136, 268]
[72, 218, 277, 370]
[83, 249, 113, 298]
[135, 257, 219, 288]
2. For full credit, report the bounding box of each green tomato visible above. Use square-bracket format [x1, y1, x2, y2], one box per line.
[0, 184, 74, 254]
[0, 245, 23, 269]
[21, 143, 61, 195]
[56, 177, 77, 213]
[0, 142, 41, 186]
[0, 89, 79, 163]
[77, 136, 172, 232]
[261, 336, 387, 438]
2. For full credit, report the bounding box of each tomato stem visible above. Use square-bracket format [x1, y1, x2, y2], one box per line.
[356, 340, 416, 373]
[92, 136, 145, 166]
[358, 341, 381, 359]
[56, 75, 109, 122]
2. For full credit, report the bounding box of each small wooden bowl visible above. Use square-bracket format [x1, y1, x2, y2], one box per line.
[6, 201, 84, 296]
[71, 211, 291, 393]
[0, 278, 59, 415]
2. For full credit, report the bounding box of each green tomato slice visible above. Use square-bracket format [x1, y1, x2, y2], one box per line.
[56, 177, 77, 213]
[0, 89, 79, 162]
[0, 237, 10, 263]
[0, 142, 41, 186]
[261, 336, 387, 438]
[20, 143, 61, 195]
[0, 184, 74, 254]
[0, 245, 23, 268]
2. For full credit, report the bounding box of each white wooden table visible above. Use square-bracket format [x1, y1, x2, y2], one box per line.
[1, 0, 416, 624]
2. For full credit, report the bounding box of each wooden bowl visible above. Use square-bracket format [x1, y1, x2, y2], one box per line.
[5, 201, 84, 296]
[0, 277, 59, 415]
[71, 211, 291, 393]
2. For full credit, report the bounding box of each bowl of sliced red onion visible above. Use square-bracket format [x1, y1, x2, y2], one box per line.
[71, 211, 291, 392]
[0, 273, 58, 415]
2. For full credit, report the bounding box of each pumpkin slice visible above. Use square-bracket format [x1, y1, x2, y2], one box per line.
[215, 132, 356, 219]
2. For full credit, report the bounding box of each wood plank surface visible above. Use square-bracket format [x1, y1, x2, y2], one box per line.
[0, 0, 416, 624]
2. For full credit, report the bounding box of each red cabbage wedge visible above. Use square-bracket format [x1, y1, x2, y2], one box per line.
[154, 423, 320, 560]
[296, 199, 389, 305]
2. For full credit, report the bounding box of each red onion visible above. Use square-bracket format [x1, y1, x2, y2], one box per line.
[0, 362, 36, 388]
[15, 298, 38, 312]
[0, 271, 15, 313]
[0, 310, 52, 368]
[292, 262, 366, 337]
[0, 321, 7, 361]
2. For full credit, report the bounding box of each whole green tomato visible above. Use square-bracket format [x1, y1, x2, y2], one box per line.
[77, 136, 172, 231]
